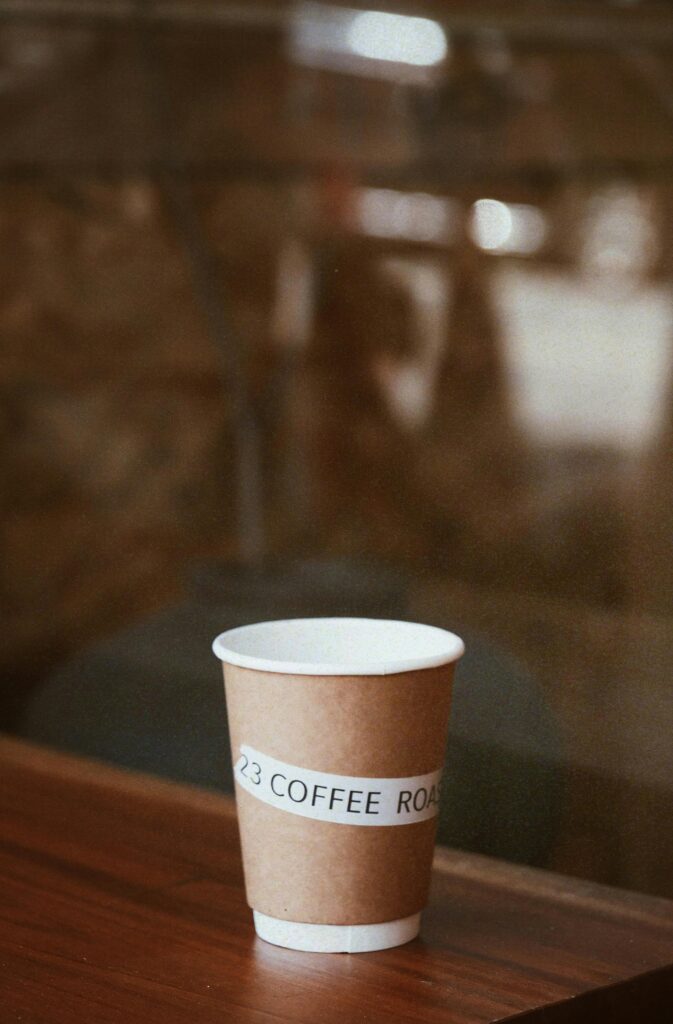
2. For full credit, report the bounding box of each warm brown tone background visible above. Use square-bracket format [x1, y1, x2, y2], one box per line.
[224, 662, 455, 923]
[2, 1, 673, 900]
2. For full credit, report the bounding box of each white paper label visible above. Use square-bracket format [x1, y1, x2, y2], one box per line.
[234, 745, 443, 826]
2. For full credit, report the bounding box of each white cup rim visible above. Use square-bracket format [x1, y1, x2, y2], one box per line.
[212, 616, 465, 676]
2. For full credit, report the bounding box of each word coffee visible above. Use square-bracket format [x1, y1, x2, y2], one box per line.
[234, 745, 443, 827]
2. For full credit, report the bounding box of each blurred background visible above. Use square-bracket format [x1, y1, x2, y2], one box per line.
[2, 0, 673, 899]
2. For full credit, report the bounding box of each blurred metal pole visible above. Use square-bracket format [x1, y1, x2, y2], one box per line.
[133, 0, 265, 564]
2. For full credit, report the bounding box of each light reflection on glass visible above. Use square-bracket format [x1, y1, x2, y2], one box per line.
[354, 188, 458, 244]
[470, 199, 547, 254]
[347, 12, 448, 67]
[492, 264, 673, 449]
[289, 3, 449, 82]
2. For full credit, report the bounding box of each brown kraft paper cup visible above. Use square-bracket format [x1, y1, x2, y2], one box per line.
[212, 617, 464, 953]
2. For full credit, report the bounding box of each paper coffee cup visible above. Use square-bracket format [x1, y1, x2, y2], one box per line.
[212, 617, 464, 953]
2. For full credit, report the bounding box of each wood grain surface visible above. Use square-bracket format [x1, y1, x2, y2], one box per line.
[1, 737, 672, 1023]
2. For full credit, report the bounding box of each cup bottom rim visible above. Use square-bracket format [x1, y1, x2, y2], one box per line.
[252, 910, 421, 953]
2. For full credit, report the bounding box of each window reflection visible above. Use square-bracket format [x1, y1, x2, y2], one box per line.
[347, 11, 448, 67]
[289, 2, 449, 82]
[492, 184, 673, 449]
[353, 187, 458, 244]
[3, 2, 673, 915]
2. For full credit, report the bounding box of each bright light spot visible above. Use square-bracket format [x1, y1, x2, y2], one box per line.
[470, 199, 513, 250]
[355, 188, 458, 244]
[347, 12, 448, 67]
[470, 199, 547, 254]
[289, 4, 449, 82]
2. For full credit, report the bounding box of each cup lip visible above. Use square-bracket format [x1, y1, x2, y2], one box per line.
[211, 616, 465, 676]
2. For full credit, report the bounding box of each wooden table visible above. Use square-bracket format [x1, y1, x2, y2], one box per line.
[1, 738, 672, 1022]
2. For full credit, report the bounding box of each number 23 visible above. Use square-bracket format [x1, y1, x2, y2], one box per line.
[237, 753, 261, 785]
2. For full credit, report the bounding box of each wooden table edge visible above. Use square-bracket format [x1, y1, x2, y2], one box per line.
[4, 735, 671, 929]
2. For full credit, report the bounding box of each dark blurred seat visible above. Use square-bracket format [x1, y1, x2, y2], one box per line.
[16, 560, 563, 867]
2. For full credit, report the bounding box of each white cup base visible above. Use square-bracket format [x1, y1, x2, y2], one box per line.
[252, 910, 421, 953]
